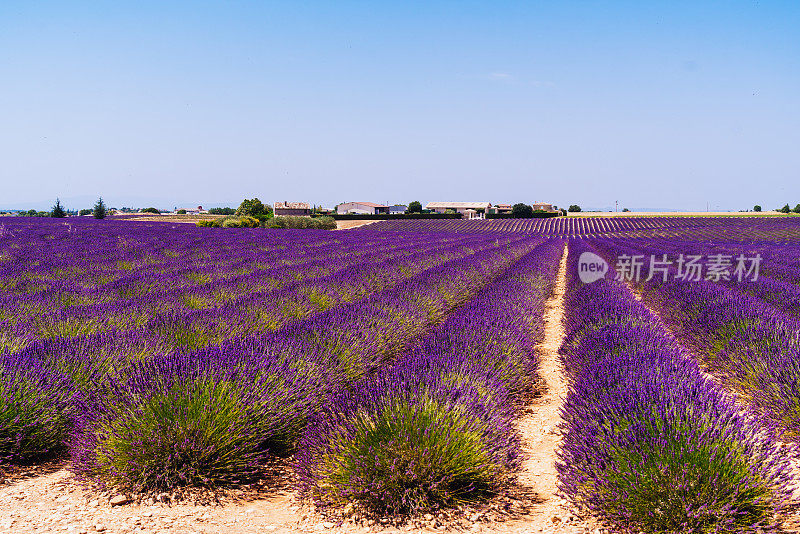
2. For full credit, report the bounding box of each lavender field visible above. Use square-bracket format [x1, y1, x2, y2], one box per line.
[3, 216, 800, 532]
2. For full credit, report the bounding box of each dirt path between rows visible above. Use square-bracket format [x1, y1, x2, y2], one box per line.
[516, 246, 570, 502]
[483, 245, 601, 534]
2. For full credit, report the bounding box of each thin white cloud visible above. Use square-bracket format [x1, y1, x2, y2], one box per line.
[488, 72, 514, 81]
[485, 72, 555, 87]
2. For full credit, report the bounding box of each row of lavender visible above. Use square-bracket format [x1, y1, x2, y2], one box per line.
[593, 237, 800, 441]
[557, 241, 792, 533]
[367, 216, 800, 241]
[3, 219, 556, 509]
[1, 219, 509, 352]
[67, 235, 542, 491]
[297, 239, 564, 515]
[12, 231, 522, 360]
[12, 230, 533, 400]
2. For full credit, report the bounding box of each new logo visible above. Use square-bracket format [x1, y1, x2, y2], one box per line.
[578, 252, 608, 284]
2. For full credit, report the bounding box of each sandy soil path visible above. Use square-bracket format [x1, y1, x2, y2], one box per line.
[0, 466, 306, 534]
[336, 220, 379, 230]
[516, 246, 570, 499]
[480, 245, 601, 534]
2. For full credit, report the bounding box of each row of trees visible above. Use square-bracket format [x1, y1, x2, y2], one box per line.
[752, 204, 800, 213]
[32, 198, 274, 220]
[43, 198, 107, 219]
[29, 198, 590, 220]
[404, 201, 577, 217]
[777, 204, 800, 214]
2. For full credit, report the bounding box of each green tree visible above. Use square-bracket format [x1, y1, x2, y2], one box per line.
[778, 204, 791, 214]
[793, 204, 800, 214]
[568, 205, 582, 213]
[407, 201, 423, 213]
[93, 198, 107, 219]
[141, 207, 160, 214]
[511, 203, 534, 218]
[209, 207, 235, 215]
[753, 205, 762, 212]
[79, 209, 91, 216]
[51, 198, 66, 218]
[622, 208, 631, 213]
[236, 198, 271, 219]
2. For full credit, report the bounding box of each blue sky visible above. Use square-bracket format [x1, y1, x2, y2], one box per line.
[1, 1, 798, 211]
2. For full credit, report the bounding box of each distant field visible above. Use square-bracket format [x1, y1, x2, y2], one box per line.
[366, 215, 800, 240]
[114, 215, 376, 230]
[116, 214, 223, 223]
[568, 210, 796, 217]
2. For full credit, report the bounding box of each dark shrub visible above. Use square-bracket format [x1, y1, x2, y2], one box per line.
[313, 216, 336, 230]
[51, 199, 66, 218]
[217, 215, 260, 228]
[511, 203, 533, 218]
[267, 216, 336, 230]
[93, 198, 107, 219]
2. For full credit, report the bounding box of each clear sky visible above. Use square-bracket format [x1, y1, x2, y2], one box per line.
[1, 1, 798, 211]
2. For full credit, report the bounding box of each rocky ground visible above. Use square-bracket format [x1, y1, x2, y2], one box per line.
[0, 465, 604, 534]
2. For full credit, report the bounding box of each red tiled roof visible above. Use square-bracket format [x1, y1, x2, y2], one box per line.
[274, 202, 311, 210]
[342, 201, 388, 208]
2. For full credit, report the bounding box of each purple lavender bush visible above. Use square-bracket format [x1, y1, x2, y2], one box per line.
[595, 237, 800, 439]
[295, 362, 516, 516]
[72, 341, 331, 491]
[557, 242, 793, 533]
[0, 351, 82, 464]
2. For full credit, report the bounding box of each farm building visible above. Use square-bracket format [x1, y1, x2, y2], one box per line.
[184, 206, 208, 215]
[336, 202, 390, 215]
[389, 204, 408, 214]
[532, 202, 558, 213]
[489, 204, 513, 215]
[426, 202, 491, 219]
[274, 201, 311, 216]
